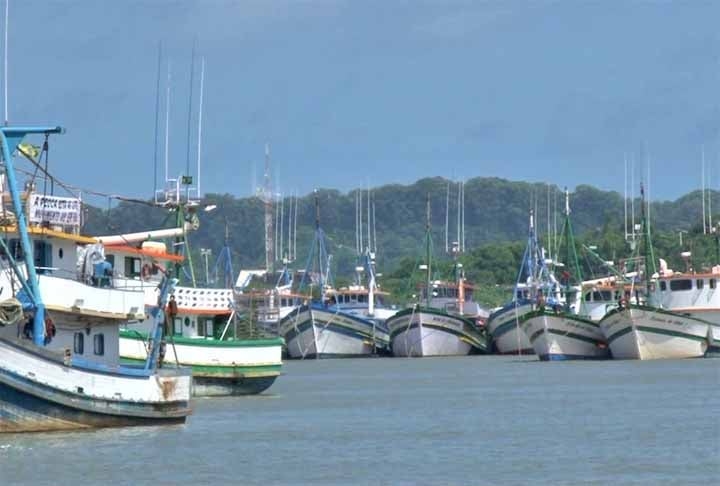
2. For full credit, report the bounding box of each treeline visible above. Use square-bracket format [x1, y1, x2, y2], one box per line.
[82, 176, 718, 307]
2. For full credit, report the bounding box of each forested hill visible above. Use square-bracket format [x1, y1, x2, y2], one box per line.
[83, 176, 713, 291]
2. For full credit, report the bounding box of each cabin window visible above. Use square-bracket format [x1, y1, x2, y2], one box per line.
[697, 279, 704, 290]
[58, 248, 64, 259]
[584, 292, 592, 302]
[93, 334, 104, 356]
[711, 279, 717, 289]
[592, 291, 603, 301]
[184, 317, 191, 327]
[74, 332, 84, 354]
[669, 280, 692, 291]
[124, 257, 141, 277]
[600, 291, 612, 301]
[34, 241, 53, 274]
[358, 294, 367, 304]
[660, 281, 667, 291]
[105, 254, 114, 268]
[174, 318, 182, 335]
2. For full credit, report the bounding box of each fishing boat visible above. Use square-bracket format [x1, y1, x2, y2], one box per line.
[385, 196, 487, 357]
[485, 210, 549, 355]
[107, 192, 284, 396]
[599, 186, 715, 359]
[279, 193, 390, 359]
[0, 125, 191, 432]
[519, 191, 610, 361]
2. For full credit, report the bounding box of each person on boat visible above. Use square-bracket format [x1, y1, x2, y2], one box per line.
[22, 313, 33, 339]
[165, 295, 178, 337]
[43, 316, 56, 345]
[536, 290, 545, 311]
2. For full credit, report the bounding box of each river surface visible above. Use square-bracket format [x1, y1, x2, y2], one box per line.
[1, 356, 718, 485]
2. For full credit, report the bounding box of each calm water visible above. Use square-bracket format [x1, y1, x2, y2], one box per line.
[1, 356, 718, 485]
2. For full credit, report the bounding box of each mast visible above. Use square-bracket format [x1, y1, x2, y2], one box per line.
[262, 143, 274, 273]
[196, 57, 204, 199]
[702, 146, 707, 234]
[640, 182, 656, 292]
[3, 0, 8, 125]
[164, 61, 171, 184]
[153, 42, 162, 199]
[425, 194, 431, 308]
[184, 40, 196, 202]
[445, 181, 449, 253]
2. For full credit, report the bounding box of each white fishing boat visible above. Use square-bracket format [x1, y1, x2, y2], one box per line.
[0, 125, 191, 433]
[599, 185, 715, 359]
[278, 194, 390, 359]
[385, 196, 487, 357]
[486, 210, 553, 355]
[105, 213, 284, 397]
[520, 191, 610, 361]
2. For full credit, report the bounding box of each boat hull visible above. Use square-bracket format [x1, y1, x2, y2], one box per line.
[520, 310, 610, 361]
[119, 331, 283, 397]
[599, 305, 710, 360]
[0, 338, 191, 433]
[387, 307, 487, 357]
[279, 304, 389, 359]
[486, 301, 534, 355]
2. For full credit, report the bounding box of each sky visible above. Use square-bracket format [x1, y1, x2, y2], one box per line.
[7, 1, 720, 206]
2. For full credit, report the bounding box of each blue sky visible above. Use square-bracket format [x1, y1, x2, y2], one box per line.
[8, 1, 720, 205]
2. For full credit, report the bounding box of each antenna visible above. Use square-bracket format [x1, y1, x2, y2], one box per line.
[3, 0, 8, 125]
[196, 57, 205, 199]
[359, 189, 363, 254]
[153, 41, 162, 199]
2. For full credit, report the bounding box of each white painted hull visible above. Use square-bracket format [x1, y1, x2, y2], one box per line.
[486, 302, 534, 354]
[600, 306, 710, 360]
[386, 308, 485, 357]
[521, 311, 609, 361]
[279, 305, 387, 359]
[0, 338, 191, 432]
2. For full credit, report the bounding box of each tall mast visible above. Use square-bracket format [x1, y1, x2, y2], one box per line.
[623, 153, 628, 240]
[196, 57, 205, 199]
[185, 40, 196, 202]
[3, 0, 8, 125]
[425, 194, 431, 308]
[164, 61, 171, 184]
[153, 42, 162, 199]
[262, 143, 274, 273]
[640, 182, 656, 291]
[445, 181, 449, 253]
[702, 146, 707, 234]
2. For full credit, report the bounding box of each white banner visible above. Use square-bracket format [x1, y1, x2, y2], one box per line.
[27, 194, 81, 226]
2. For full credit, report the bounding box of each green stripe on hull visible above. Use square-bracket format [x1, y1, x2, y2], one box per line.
[120, 357, 281, 377]
[119, 330, 284, 348]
